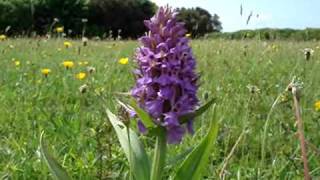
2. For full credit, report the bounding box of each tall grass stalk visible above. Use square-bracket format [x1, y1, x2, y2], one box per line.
[290, 84, 311, 180]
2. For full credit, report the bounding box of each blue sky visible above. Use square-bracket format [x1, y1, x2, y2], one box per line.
[151, 0, 320, 32]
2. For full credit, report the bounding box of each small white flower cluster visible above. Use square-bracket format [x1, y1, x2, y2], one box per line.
[303, 48, 314, 60]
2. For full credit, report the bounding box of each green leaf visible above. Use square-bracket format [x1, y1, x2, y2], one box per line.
[130, 100, 155, 128]
[173, 105, 219, 180]
[106, 109, 151, 180]
[150, 128, 167, 180]
[166, 147, 194, 167]
[179, 98, 216, 124]
[40, 131, 71, 180]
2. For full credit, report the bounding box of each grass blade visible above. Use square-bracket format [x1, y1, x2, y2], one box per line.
[166, 147, 194, 167]
[40, 131, 71, 180]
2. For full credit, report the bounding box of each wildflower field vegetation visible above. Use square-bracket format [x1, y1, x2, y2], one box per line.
[1, 38, 320, 179]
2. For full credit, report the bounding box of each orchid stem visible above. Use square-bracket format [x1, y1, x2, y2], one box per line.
[151, 128, 167, 180]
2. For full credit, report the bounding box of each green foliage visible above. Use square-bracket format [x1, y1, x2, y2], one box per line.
[150, 128, 167, 180]
[176, 7, 222, 37]
[130, 100, 155, 128]
[174, 105, 218, 180]
[0, 0, 157, 38]
[0, 0, 87, 35]
[40, 132, 71, 180]
[34, 0, 88, 35]
[179, 98, 216, 124]
[209, 28, 320, 41]
[106, 109, 151, 180]
[0, 0, 34, 34]
[1, 39, 320, 178]
[87, 0, 156, 38]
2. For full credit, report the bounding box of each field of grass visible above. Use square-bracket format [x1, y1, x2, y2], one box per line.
[1, 38, 320, 179]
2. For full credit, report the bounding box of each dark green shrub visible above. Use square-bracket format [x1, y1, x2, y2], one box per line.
[176, 7, 222, 37]
[0, 0, 34, 34]
[34, 0, 88, 35]
[87, 0, 157, 38]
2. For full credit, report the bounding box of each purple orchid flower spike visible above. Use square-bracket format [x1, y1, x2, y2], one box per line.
[131, 6, 198, 144]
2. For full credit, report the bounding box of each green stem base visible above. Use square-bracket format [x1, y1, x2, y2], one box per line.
[151, 128, 167, 180]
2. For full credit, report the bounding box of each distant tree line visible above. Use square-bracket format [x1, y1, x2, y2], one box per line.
[0, 0, 157, 38]
[0, 0, 221, 39]
[208, 28, 320, 41]
[176, 7, 222, 38]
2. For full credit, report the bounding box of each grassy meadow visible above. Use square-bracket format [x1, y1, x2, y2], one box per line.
[1, 38, 320, 179]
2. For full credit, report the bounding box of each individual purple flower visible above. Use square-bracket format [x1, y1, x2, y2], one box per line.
[131, 6, 198, 144]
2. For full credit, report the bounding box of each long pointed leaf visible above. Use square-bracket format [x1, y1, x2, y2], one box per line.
[40, 131, 71, 180]
[130, 100, 154, 128]
[166, 147, 194, 167]
[179, 98, 216, 124]
[174, 105, 219, 180]
[106, 109, 150, 180]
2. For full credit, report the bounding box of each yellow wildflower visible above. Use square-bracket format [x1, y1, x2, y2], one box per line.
[315, 101, 320, 111]
[63, 61, 74, 69]
[118, 57, 129, 65]
[76, 72, 86, 80]
[55, 27, 64, 33]
[64, 41, 72, 48]
[84, 61, 89, 65]
[185, 33, 191, 38]
[15, 61, 20, 66]
[271, 44, 279, 52]
[0, 34, 6, 41]
[78, 62, 83, 66]
[41, 68, 51, 76]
